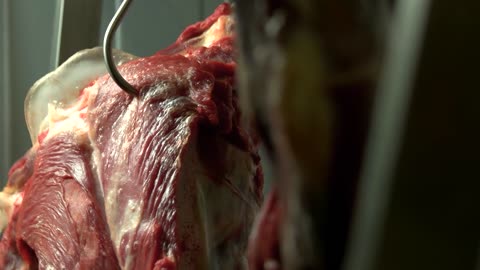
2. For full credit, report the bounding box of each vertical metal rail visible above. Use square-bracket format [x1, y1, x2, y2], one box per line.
[52, 0, 65, 68]
[50, 0, 64, 70]
[343, 1, 431, 269]
[54, 0, 102, 67]
[345, 0, 480, 269]
[1, 0, 12, 185]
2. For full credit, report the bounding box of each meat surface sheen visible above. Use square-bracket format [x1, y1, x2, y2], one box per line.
[0, 4, 263, 270]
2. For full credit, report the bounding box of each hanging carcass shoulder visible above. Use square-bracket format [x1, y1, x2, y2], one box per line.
[0, 3, 262, 270]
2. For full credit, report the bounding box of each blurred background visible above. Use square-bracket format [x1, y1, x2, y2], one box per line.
[0, 0, 224, 183]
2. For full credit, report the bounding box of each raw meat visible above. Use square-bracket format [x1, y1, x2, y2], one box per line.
[0, 3, 263, 270]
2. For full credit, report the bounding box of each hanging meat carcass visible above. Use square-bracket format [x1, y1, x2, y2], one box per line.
[0, 4, 263, 269]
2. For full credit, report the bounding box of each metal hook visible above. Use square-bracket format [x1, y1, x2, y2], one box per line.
[103, 0, 138, 96]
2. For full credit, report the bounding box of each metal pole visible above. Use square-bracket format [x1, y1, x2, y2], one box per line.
[1, 0, 12, 185]
[54, 0, 102, 67]
[344, 1, 431, 269]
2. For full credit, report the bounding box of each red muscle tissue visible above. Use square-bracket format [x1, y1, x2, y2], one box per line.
[0, 4, 263, 269]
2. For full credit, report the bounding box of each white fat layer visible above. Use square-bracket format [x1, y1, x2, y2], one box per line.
[25, 47, 137, 144]
[0, 191, 23, 232]
[120, 200, 142, 266]
[105, 186, 143, 248]
[104, 171, 141, 251]
[200, 15, 234, 48]
[42, 103, 88, 142]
